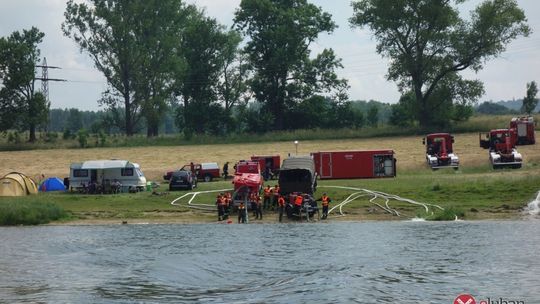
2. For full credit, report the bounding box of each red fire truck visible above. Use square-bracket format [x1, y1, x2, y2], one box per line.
[480, 129, 523, 169]
[311, 150, 396, 180]
[250, 155, 280, 180]
[423, 133, 459, 170]
[232, 161, 263, 208]
[510, 116, 536, 145]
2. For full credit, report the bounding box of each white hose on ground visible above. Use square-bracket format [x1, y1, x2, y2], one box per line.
[170, 185, 446, 220]
[170, 188, 233, 212]
[320, 185, 443, 218]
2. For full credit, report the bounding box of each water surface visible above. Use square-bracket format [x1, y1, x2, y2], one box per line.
[1, 221, 539, 303]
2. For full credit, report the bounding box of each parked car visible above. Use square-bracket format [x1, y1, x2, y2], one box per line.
[164, 162, 220, 182]
[169, 170, 197, 191]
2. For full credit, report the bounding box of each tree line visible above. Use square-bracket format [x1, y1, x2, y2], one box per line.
[0, 0, 533, 141]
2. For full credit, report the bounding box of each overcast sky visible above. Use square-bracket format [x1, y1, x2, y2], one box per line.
[1, 0, 538, 111]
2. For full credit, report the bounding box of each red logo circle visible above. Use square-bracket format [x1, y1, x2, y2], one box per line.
[454, 294, 476, 304]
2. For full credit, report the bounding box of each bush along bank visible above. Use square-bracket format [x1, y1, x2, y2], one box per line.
[0, 199, 69, 226]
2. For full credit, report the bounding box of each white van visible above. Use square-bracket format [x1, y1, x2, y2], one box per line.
[69, 160, 146, 192]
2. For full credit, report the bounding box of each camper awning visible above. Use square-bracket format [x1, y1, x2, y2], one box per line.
[81, 160, 131, 169]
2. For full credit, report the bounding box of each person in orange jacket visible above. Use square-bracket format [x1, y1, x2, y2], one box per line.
[272, 184, 280, 211]
[216, 193, 226, 221]
[316, 192, 332, 219]
[277, 195, 286, 222]
[255, 193, 263, 220]
[238, 202, 246, 223]
[225, 192, 232, 216]
[263, 185, 271, 210]
[249, 191, 258, 217]
[294, 193, 303, 215]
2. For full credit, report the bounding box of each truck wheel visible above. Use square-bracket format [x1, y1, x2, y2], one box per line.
[204, 174, 212, 182]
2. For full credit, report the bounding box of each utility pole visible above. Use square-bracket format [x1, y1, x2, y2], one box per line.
[35, 57, 66, 102]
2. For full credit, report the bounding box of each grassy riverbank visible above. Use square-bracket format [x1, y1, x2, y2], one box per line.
[1, 168, 538, 225]
[1, 129, 539, 225]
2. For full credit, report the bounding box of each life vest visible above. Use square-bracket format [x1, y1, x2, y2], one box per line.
[264, 187, 271, 197]
[322, 195, 330, 207]
[294, 195, 303, 206]
[273, 186, 280, 196]
[216, 196, 225, 206]
[238, 204, 245, 210]
[278, 197, 285, 207]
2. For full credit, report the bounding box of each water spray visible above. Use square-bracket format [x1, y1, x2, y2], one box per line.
[525, 191, 540, 216]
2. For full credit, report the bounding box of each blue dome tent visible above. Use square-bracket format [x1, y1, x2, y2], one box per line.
[40, 177, 66, 192]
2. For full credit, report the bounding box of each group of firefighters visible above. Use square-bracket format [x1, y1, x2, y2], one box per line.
[215, 185, 332, 223]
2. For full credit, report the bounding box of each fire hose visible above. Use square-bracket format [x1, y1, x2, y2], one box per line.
[319, 186, 444, 218]
[171, 186, 445, 220]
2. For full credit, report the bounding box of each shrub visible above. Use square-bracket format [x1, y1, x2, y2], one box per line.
[77, 129, 88, 148]
[7, 131, 21, 144]
[44, 132, 58, 143]
[424, 207, 465, 221]
[0, 200, 68, 226]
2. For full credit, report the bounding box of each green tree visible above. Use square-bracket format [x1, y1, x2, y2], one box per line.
[0, 27, 49, 142]
[234, 0, 348, 130]
[174, 10, 236, 136]
[66, 108, 83, 132]
[367, 105, 379, 127]
[350, 0, 530, 128]
[63, 0, 191, 136]
[130, 0, 191, 137]
[390, 92, 415, 127]
[216, 31, 249, 133]
[521, 81, 538, 114]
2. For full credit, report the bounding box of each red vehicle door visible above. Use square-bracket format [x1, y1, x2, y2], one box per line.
[320, 153, 332, 178]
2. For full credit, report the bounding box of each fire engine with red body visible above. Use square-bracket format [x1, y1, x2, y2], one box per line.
[231, 161, 264, 209]
[480, 129, 523, 169]
[422, 133, 459, 170]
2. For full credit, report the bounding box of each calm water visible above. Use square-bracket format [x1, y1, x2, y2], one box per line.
[1, 220, 539, 303]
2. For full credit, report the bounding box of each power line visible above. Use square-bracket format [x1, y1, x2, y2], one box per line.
[35, 57, 66, 102]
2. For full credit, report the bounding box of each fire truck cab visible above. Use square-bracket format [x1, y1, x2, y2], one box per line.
[479, 129, 522, 169]
[423, 133, 459, 170]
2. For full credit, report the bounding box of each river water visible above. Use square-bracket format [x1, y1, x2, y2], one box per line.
[1, 220, 539, 303]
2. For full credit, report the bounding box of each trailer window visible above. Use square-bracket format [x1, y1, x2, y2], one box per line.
[121, 168, 134, 176]
[136, 168, 144, 177]
[373, 155, 394, 177]
[73, 169, 88, 177]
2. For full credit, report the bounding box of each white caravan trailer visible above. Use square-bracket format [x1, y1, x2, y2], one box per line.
[69, 160, 146, 192]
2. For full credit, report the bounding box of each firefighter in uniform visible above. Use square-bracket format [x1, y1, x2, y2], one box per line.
[249, 192, 258, 217]
[317, 192, 331, 219]
[255, 193, 263, 220]
[225, 192, 232, 217]
[277, 195, 286, 222]
[216, 193, 225, 221]
[238, 202, 246, 223]
[294, 193, 303, 215]
[272, 184, 280, 211]
[263, 185, 271, 210]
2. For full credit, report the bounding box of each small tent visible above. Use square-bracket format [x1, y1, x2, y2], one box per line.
[0, 172, 38, 196]
[39, 177, 66, 192]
